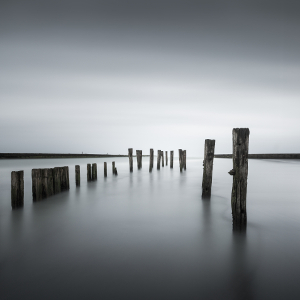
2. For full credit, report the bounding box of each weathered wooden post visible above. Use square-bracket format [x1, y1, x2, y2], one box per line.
[112, 161, 115, 175]
[128, 148, 133, 172]
[161, 151, 164, 167]
[104, 162, 107, 177]
[183, 150, 186, 170]
[157, 150, 161, 170]
[87, 164, 92, 181]
[230, 128, 250, 230]
[11, 170, 24, 208]
[149, 148, 154, 172]
[136, 150, 142, 169]
[170, 151, 174, 168]
[165, 151, 168, 166]
[75, 165, 80, 186]
[32, 169, 42, 201]
[202, 140, 215, 197]
[92, 163, 97, 180]
[178, 149, 183, 172]
[53, 167, 61, 193]
[61, 166, 69, 191]
[114, 167, 118, 175]
[41, 168, 54, 199]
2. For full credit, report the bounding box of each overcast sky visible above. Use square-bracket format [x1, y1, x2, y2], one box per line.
[1, 0, 299, 156]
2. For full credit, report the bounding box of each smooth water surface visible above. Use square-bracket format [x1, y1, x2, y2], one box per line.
[1, 157, 300, 300]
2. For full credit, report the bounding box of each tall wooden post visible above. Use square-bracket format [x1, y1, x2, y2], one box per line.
[92, 163, 97, 180]
[231, 128, 250, 230]
[157, 150, 161, 170]
[170, 151, 174, 168]
[104, 162, 107, 177]
[61, 166, 69, 191]
[202, 140, 215, 197]
[149, 149, 154, 172]
[128, 148, 133, 172]
[75, 165, 80, 186]
[165, 151, 168, 166]
[112, 161, 115, 175]
[183, 150, 186, 170]
[179, 149, 183, 172]
[11, 170, 24, 208]
[87, 164, 92, 181]
[136, 150, 142, 169]
[161, 151, 164, 167]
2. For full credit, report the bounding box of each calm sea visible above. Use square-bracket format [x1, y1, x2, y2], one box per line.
[1, 157, 300, 300]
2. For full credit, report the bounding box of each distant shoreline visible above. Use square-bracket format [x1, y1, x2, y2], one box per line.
[215, 154, 300, 159]
[0, 153, 149, 159]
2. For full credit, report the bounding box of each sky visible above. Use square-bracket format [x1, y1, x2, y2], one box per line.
[1, 0, 299, 156]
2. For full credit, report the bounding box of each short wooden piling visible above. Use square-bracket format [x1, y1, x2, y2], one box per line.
[92, 163, 97, 180]
[149, 149, 154, 172]
[61, 166, 69, 191]
[11, 171, 24, 208]
[114, 167, 118, 175]
[165, 151, 168, 166]
[75, 165, 80, 186]
[179, 149, 183, 172]
[183, 150, 186, 170]
[202, 140, 215, 197]
[104, 162, 107, 177]
[128, 148, 133, 172]
[231, 128, 250, 230]
[41, 168, 54, 199]
[136, 150, 142, 169]
[157, 150, 161, 170]
[32, 169, 42, 201]
[161, 151, 164, 167]
[170, 151, 174, 168]
[87, 164, 92, 181]
[112, 161, 115, 175]
[53, 167, 62, 193]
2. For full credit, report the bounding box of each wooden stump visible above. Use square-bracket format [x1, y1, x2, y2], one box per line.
[41, 168, 54, 199]
[136, 150, 142, 169]
[161, 151, 164, 167]
[112, 161, 115, 175]
[183, 150, 186, 170]
[231, 128, 250, 230]
[53, 167, 61, 194]
[149, 149, 154, 172]
[92, 163, 97, 180]
[11, 170, 24, 208]
[75, 165, 80, 186]
[202, 140, 215, 197]
[61, 166, 69, 191]
[32, 169, 42, 201]
[104, 162, 107, 177]
[170, 151, 174, 168]
[157, 150, 161, 170]
[165, 151, 168, 166]
[128, 148, 133, 172]
[87, 164, 92, 181]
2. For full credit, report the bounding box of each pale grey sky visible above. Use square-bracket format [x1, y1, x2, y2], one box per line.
[1, 0, 299, 156]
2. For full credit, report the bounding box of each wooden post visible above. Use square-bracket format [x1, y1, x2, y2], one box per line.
[41, 168, 54, 199]
[149, 148, 154, 172]
[161, 151, 164, 167]
[183, 150, 186, 170]
[87, 164, 92, 181]
[32, 169, 42, 201]
[104, 162, 107, 177]
[202, 140, 215, 197]
[231, 128, 250, 230]
[61, 166, 69, 191]
[170, 151, 174, 168]
[112, 161, 115, 175]
[92, 163, 97, 180]
[75, 165, 80, 186]
[157, 150, 161, 170]
[11, 170, 24, 208]
[165, 151, 168, 166]
[53, 167, 61, 194]
[128, 148, 133, 172]
[179, 149, 183, 172]
[114, 167, 118, 175]
[136, 150, 142, 169]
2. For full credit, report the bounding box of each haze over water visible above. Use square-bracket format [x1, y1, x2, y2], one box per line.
[1, 157, 300, 299]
